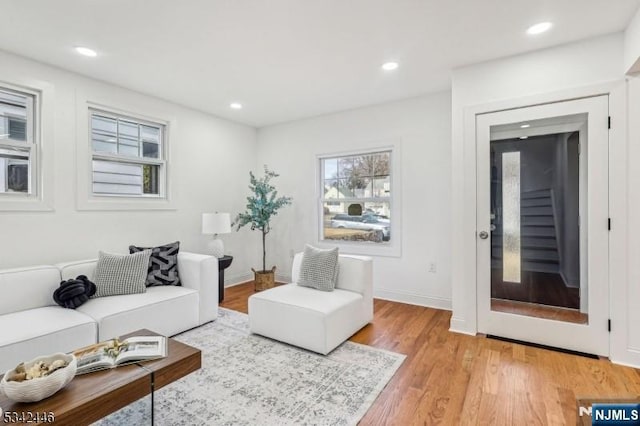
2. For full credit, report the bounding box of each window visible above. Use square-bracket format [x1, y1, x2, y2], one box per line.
[320, 150, 392, 244]
[0, 87, 35, 195]
[89, 109, 165, 197]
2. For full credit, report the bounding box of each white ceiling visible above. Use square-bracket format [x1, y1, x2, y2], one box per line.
[0, 1, 638, 127]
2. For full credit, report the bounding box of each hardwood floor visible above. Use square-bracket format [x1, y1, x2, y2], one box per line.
[221, 282, 640, 425]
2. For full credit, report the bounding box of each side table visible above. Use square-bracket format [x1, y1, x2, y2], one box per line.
[218, 255, 233, 302]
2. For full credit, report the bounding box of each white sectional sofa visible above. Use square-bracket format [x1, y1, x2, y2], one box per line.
[0, 252, 217, 373]
[249, 252, 373, 355]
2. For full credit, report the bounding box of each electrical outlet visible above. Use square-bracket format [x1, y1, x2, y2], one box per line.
[429, 262, 437, 273]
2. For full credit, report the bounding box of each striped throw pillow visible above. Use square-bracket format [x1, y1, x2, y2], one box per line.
[94, 250, 152, 298]
[297, 245, 339, 292]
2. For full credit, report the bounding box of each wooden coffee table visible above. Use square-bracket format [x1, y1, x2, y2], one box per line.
[0, 329, 201, 425]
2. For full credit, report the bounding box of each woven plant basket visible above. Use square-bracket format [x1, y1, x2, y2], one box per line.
[252, 266, 276, 291]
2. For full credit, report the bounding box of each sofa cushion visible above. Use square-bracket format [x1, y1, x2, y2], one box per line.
[252, 283, 362, 315]
[248, 284, 365, 354]
[0, 306, 96, 374]
[94, 250, 151, 298]
[297, 245, 339, 292]
[76, 286, 200, 341]
[0, 266, 60, 316]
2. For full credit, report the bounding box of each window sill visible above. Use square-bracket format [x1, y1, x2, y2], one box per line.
[315, 239, 401, 258]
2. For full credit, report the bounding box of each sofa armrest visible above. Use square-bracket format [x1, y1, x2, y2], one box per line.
[178, 252, 218, 324]
[291, 252, 304, 283]
[336, 255, 373, 323]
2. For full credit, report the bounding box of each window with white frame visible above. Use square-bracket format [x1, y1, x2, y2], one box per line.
[90, 109, 165, 197]
[320, 150, 392, 244]
[0, 87, 36, 195]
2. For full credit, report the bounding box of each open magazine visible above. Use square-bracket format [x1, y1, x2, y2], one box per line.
[73, 336, 167, 375]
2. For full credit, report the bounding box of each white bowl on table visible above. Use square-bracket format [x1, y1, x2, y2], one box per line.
[1, 353, 77, 403]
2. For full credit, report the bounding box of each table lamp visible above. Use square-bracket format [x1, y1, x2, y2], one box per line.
[202, 212, 231, 258]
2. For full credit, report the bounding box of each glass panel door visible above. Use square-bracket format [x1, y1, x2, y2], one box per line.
[490, 120, 586, 324]
[476, 96, 609, 356]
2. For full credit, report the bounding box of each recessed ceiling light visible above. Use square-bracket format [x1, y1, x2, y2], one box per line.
[74, 46, 97, 57]
[520, 124, 531, 128]
[519, 136, 529, 140]
[230, 103, 243, 110]
[526, 22, 552, 35]
[381, 62, 399, 71]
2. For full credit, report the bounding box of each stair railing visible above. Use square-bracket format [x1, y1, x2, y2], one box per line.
[549, 188, 563, 266]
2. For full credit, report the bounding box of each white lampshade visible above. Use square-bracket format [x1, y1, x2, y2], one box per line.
[202, 212, 231, 259]
[202, 213, 231, 235]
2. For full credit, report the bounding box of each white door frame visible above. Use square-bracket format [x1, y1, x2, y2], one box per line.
[476, 96, 610, 355]
[452, 80, 635, 365]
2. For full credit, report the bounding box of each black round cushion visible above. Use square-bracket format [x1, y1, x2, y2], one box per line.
[53, 275, 97, 309]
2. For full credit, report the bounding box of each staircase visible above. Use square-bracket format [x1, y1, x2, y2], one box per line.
[491, 188, 560, 274]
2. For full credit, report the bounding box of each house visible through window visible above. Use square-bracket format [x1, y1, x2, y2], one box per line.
[320, 150, 391, 244]
[0, 87, 35, 195]
[90, 109, 165, 197]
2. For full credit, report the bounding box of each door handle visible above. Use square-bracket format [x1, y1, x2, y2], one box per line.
[478, 231, 489, 239]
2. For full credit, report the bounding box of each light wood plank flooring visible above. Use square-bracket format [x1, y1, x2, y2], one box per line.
[221, 282, 640, 425]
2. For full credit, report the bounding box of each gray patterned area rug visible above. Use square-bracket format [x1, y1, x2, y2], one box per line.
[95, 308, 405, 426]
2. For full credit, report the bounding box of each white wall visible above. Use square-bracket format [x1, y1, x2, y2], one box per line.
[450, 32, 640, 366]
[625, 6, 640, 74]
[0, 158, 5, 192]
[624, 75, 640, 365]
[257, 93, 452, 309]
[0, 50, 260, 285]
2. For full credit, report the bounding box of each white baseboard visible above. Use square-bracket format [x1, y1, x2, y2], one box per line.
[268, 279, 453, 311]
[609, 343, 640, 369]
[610, 343, 640, 368]
[225, 272, 253, 287]
[275, 274, 292, 283]
[224, 272, 292, 288]
[609, 357, 640, 369]
[373, 288, 451, 311]
[449, 317, 476, 336]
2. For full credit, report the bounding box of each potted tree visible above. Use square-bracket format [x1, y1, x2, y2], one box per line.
[234, 166, 292, 291]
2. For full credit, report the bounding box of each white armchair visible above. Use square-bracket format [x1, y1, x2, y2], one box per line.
[248, 252, 373, 355]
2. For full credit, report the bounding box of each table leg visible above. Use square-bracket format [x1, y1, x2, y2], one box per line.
[150, 371, 155, 426]
[218, 269, 225, 302]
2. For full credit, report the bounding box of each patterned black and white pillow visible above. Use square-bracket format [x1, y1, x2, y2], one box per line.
[297, 245, 339, 292]
[94, 250, 151, 298]
[129, 241, 181, 286]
